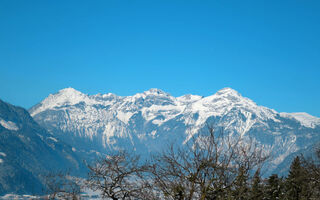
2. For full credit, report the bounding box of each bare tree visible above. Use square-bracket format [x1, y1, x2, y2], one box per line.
[148, 127, 268, 200]
[43, 170, 81, 200]
[84, 127, 268, 200]
[85, 150, 154, 200]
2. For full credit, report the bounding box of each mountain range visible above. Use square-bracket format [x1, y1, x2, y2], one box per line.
[1, 87, 319, 195]
[29, 87, 320, 174]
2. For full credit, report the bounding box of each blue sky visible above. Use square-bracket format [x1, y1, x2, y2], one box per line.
[0, 0, 319, 117]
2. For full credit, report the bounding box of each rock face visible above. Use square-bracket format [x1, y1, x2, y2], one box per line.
[30, 88, 320, 174]
[0, 99, 86, 195]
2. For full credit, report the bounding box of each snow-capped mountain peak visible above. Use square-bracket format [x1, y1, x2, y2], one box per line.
[29, 87, 320, 175]
[144, 88, 169, 96]
[49, 87, 85, 102]
[211, 87, 251, 104]
[130, 88, 172, 100]
[29, 87, 90, 116]
[191, 87, 272, 120]
[216, 87, 241, 96]
[29, 87, 279, 122]
[54, 87, 89, 103]
[58, 87, 82, 95]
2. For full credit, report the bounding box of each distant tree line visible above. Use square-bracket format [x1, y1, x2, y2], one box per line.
[44, 128, 320, 200]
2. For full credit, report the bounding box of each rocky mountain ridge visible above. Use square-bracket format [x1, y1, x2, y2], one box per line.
[0, 99, 86, 195]
[29, 88, 320, 174]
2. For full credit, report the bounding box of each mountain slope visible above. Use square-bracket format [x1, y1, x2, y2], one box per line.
[0, 99, 86, 195]
[29, 88, 320, 174]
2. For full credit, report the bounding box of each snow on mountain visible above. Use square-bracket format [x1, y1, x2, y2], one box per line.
[0, 99, 87, 195]
[29, 87, 94, 116]
[177, 94, 203, 104]
[0, 153, 5, 164]
[29, 87, 320, 174]
[280, 112, 320, 128]
[0, 118, 19, 131]
[30, 87, 277, 129]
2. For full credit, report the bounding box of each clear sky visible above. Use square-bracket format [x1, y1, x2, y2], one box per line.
[0, 0, 319, 117]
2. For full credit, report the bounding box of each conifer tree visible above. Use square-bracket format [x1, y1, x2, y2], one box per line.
[285, 156, 310, 200]
[302, 148, 320, 199]
[232, 166, 249, 200]
[249, 169, 263, 200]
[265, 174, 282, 200]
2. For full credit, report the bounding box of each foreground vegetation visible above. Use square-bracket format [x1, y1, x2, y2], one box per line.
[44, 128, 320, 200]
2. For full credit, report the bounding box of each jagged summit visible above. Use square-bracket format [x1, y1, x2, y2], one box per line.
[38, 87, 243, 104]
[146, 88, 167, 95]
[29, 87, 318, 127]
[94, 92, 120, 101]
[29, 87, 320, 176]
[200, 87, 249, 106]
[134, 88, 171, 98]
[216, 87, 242, 96]
[29, 87, 264, 119]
